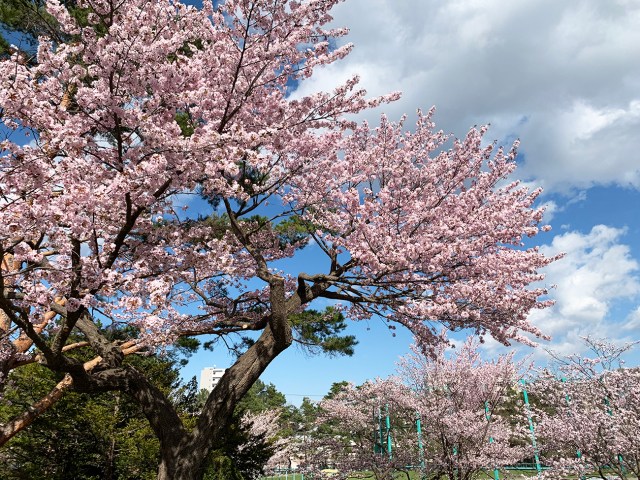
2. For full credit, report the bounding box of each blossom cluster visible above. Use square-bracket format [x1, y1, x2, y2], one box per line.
[531, 338, 640, 479]
[307, 339, 529, 480]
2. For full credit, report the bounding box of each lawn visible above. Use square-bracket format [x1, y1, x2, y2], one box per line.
[260, 469, 545, 480]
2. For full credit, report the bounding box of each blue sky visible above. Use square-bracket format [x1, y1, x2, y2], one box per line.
[182, 0, 640, 404]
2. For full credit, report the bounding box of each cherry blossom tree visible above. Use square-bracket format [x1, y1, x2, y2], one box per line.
[309, 340, 530, 480]
[306, 380, 420, 480]
[0, 0, 555, 477]
[531, 338, 640, 479]
[397, 340, 530, 480]
[241, 408, 293, 472]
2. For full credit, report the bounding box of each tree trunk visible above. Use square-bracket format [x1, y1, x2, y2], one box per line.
[156, 335, 292, 478]
[156, 278, 293, 480]
[54, 276, 295, 480]
[157, 446, 208, 480]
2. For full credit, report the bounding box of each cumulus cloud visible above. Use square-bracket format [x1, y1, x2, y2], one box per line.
[299, 0, 640, 192]
[539, 200, 558, 223]
[622, 307, 640, 332]
[527, 225, 640, 355]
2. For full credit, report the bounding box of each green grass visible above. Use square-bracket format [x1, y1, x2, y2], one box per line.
[260, 471, 533, 480]
[261, 470, 637, 480]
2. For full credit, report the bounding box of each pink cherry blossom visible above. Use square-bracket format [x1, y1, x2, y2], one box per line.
[532, 337, 640, 479]
[307, 339, 530, 480]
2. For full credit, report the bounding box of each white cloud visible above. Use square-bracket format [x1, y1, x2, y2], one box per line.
[539, 200, 558, 223]
[622, 306, 640, 332]
[527, 225, 640, 355]
[299, 0, 640, 192]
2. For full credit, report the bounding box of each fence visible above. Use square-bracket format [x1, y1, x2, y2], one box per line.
[260, 468, 305, 480]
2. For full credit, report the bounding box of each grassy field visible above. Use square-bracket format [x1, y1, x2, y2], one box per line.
[260, 470, 545, 480]
[260, 470, 635, 480]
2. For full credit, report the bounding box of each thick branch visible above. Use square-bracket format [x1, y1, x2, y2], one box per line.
[51, 239, 82, 355]
[0, 340, 146, 447]
[0, 374, 73, 446]
[75, 312, 124, 367]
[12, 298, 66, 354]
[104, 178, 173, 270]
[69, 364, 187, 451]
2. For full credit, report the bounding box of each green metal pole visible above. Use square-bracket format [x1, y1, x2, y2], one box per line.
[416, 412, 426, 479]
[520, 379, 542, 474]
[373, 406, 382, 454]
[604, 397, 625, 473]
[385, 404, 392, 459]
[379, 406, 384, 455]
[484, 401, 500, 480]
[561, 377, 584, 480]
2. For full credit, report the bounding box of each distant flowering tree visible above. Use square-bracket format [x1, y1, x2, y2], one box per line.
[397, 340, 529, 480]
[0, 0, 555, 477]
[309, 340, 529, 480]
[531, 338, 640, 479]
[241, 408, 293, 472]
[306, 380, 420, 480]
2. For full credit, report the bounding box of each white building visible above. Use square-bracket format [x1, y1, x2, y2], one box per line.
[199, 367, 226, 392]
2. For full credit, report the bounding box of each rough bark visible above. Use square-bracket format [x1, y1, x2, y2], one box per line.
[0, 302, 294, 480]
[156, 277, 293, 480]
[1, 272, 305, 480]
